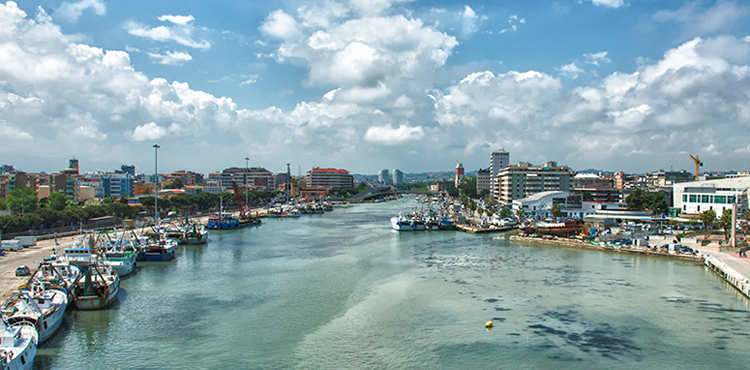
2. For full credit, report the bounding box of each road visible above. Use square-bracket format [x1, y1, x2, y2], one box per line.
[0, 235, 77, 300]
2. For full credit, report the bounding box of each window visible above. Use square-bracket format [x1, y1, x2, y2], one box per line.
[683, 194, 687, 202]
[689, 194, 697, 202]
[701, 195, 709, 203]
[729, 196, 736, 203]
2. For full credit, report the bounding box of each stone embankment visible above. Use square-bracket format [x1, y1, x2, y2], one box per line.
[509, 234, 702, 262]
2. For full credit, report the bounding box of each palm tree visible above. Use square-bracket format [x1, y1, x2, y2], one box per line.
[719, 209, 733, 242]
[699, 209, 717, 239]
[515, 206, 525, 221]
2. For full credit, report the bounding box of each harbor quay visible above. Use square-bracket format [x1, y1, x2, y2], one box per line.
[0, 199, 750, 368]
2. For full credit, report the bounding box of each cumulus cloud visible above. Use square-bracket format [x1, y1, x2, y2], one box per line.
[55, 0, 105, 22]
[127, 15, 210, 50]
[2, 1, 750, 174]
[364, 124, 424, 145]
[132, 122, 166, 141]
[432, 35, 750, 169]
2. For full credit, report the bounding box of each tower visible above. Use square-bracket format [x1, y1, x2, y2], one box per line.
[455, 162, 464, 188]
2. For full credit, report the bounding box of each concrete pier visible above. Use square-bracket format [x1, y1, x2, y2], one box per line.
[702, 250, 750, 299]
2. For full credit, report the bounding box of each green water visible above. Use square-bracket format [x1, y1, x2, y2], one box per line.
[35, 199, 750, 369]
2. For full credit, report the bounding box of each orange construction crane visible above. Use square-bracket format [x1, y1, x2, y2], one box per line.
[689, 154, 703, 181]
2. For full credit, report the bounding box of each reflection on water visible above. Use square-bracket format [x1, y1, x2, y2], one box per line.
[36, 199, 750, 369]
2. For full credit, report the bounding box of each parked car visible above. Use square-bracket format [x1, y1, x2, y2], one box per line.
[14, 265, 30, 276]
[679, 246, 694, 253]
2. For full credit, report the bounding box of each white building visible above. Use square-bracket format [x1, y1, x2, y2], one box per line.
[512, 191, 570, 218]
[378, 169, 391, 184]
[392, 169, 403, 185]
[673, 177, 750, 218]
[490, 149, 509, 200]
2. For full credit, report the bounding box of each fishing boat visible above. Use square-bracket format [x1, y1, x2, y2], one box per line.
[102, 239, 138, 277]
[0, 314, 37, 370]
[2, 280, 68, 343]
[71, 263, 120, 310]
[138, 236, 177, 261]
[184, 222, 209, 244]
[391, 213, 414, 231]
[206, 214, 243, 229]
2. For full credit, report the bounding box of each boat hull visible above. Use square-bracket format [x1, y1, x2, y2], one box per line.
[391, 217, 413, 231]
[74, 282, 119, 310]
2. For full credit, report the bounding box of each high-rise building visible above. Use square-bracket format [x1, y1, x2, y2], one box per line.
[378, 169, 391, 184]
[477, 168, 491, 194]
[495, 161, 573, 205]
[490, 149, 509, 200]
[306, 168, 354, 189]
[392, 169, 404, 185]
[455, 163, 464, 187]
[221, 167, 275, 190]
[69, 158, 79, 174]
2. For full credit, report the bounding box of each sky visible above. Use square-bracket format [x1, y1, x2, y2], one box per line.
[1, 0, 750, 176]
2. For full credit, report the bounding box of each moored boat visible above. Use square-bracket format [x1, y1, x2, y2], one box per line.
[2, 279, 68, 343]
[138, 237, 177, 261]
[0, 315, 37, 370]
[71, 264, 120, 310]
[184, 222, 209, 244]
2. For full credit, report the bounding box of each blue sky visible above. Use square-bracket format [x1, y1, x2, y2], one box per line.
[2, 0, 750, 175]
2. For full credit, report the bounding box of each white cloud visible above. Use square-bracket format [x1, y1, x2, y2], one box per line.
[559, 62, 583, 79]
[653, 1, 750, 37]
[240, 75, 258, 85]
[127, 15, 210, 50]
[158, 15, 195, 26]
[2, 1, 750, 173]
[132, 122, 166, 141]
[260, 10, 302, 40]
[147, 50, 192, 65]
[584, 51, 612, 66]
[462, 5, 478, 35]
[364, 124, 424, 145]
[55, 0, 105, 22]
[589, 0, 624, 9]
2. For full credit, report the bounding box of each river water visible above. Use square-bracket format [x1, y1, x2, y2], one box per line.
[34, 198, 750, 369]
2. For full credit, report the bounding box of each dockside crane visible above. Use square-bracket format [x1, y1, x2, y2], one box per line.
[689, 154, 703, 181]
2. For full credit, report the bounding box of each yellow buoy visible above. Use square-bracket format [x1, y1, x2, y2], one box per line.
[485, 321, 493, 328]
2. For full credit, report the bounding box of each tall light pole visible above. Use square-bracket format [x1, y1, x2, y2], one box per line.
[245, 157, 250, 210]
[153, 144, 160, 222]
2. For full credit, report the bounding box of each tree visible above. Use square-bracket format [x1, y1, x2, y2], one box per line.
[447, 185, 459, 197]
[699, 209, 717, 238]
[499, 207, 512, 219]
[6, 187, 38, 214]
[119, 196, 129, 204]
[625, 189, 647, 211]
[458, 177, 477, 198]
[47, 192, 68, 211]
[551, 204, 561, 219]
[646, 192, 669, 216]
[164, 178, 183, 189]
[515, 206, 525, 221]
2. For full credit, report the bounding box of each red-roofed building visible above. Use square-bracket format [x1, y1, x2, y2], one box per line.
[305, 168, 353, 189]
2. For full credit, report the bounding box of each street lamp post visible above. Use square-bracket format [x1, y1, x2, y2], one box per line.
[245, 157, 250, 211]
[153, 144, 160, 222]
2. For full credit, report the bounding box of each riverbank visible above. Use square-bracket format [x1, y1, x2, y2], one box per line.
[509, 234, 703, 262]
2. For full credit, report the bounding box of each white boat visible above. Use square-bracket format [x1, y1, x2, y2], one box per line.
[0, 314, 37, 370]
[2, 279, 68, 343]
[102, 237, 138, 277]
[184, 222, 208, 245]
[391, 214, 414, 231]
